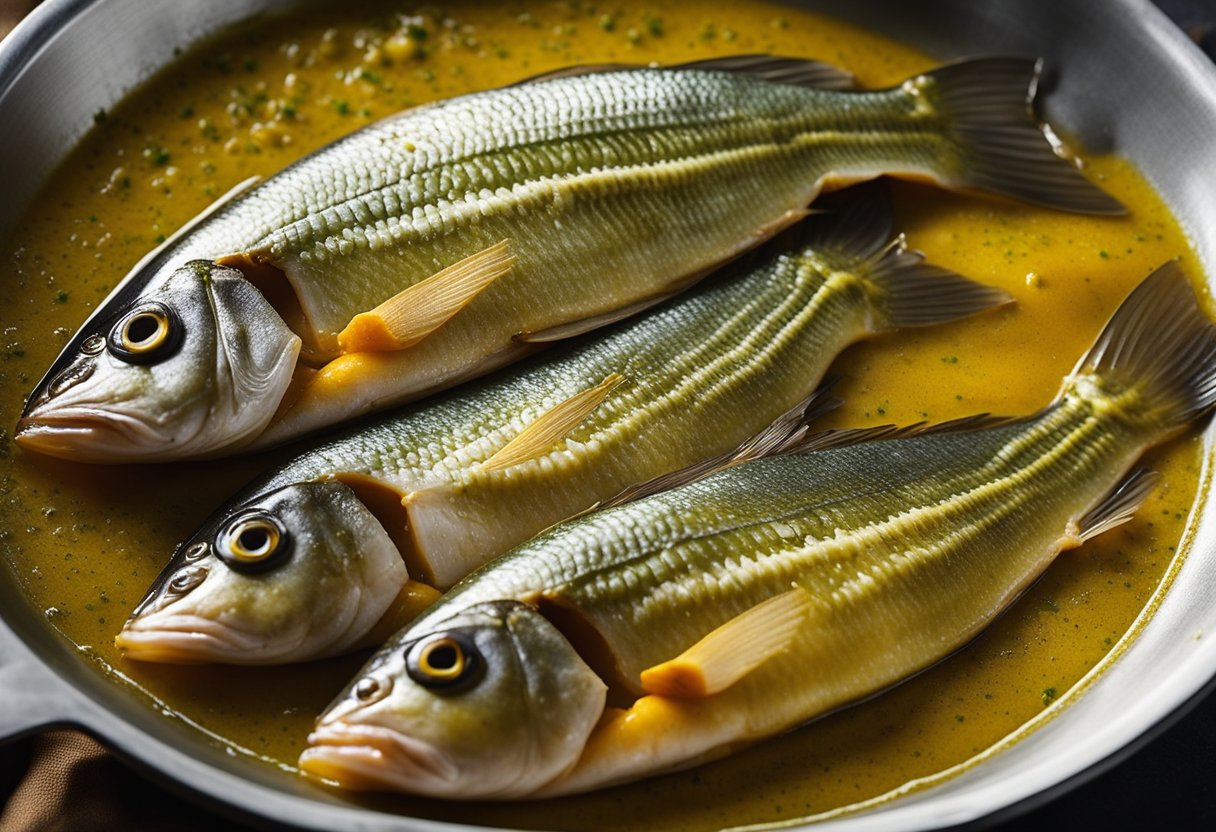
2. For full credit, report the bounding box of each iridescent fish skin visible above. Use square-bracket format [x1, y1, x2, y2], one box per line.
[302, 264, 1216, 799]
[116, 184, 1009, 666]
[19, 57, 1119, 462]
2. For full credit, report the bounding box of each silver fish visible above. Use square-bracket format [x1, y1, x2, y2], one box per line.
[18, 56, 1119, 462]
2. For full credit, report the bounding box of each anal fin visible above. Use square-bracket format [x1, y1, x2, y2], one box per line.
[1076, 467, 1161, 542]
[517, 209, 810, 344]
[337, 240, 515, 354]
[640, 588, 812, 699]
[483, 373, 624, 472]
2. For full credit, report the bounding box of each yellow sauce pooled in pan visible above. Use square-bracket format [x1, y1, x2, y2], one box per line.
[0, 1, 1207, 829]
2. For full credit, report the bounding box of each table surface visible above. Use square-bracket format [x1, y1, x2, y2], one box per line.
[1, 0, 1215, 829]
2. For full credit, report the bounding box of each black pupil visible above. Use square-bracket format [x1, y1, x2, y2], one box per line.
[427, 643, 459, 670]
[127, 314, 160, 344]
[238, 526, 270, 553]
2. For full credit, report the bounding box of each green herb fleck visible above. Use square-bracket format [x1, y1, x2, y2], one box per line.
[644, 16, 664, 37]
[178, 105, 195, 118]
[941, 355, 959, 364]
[55, 291, 69, 304]
[360, 68, 382, 84]
[332, 99, 350, 115]
[598, 14, 616, 31]
[1041, 686, 1058, 705]
[92, 109, 108, 125]
[1099, 249, 1109, 259]
[143, 147, 171, 167]
[407, 23, 428, 40]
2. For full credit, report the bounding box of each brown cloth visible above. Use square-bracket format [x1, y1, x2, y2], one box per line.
[0, 730, 261, 832]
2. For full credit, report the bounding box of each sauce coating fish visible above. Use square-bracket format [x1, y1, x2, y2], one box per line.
[18, 56, 1119, 462]
[116, 184, 1010, 664]
[301, 263, 1216, 798]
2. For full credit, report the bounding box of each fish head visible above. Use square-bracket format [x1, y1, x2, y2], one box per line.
[301, 600, 608, 798]
[16, 260, 301, 461]
[116, 480, 407, 664]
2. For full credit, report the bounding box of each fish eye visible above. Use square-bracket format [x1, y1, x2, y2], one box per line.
[354, 675, 392, 703]
[406, 633, 483, 692]
[215, 511, 291, 573]
[106, 302, 183, 365]
[167, 565, 207, 596]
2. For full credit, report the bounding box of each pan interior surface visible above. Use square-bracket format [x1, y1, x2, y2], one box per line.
[0, 1, 1214, 831]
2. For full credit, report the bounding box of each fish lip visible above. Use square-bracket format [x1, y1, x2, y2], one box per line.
[15, 406, 163, 462]
[301, 724, 459, 793]
[116, 614, 267, 663]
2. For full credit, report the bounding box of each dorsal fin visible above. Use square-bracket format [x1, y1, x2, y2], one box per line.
[482, 373, 624, 472]
[595, 384, 841, 511]
[776, 180, 895, 264]
[669, 55, 855, 90]
[639, 588, 812, 698]
[1076, 467, 1161, 542]
[785, 412, 1024, 457]
[599, 407, 1027, 512]
[337, 240, 515, 354]
[514, 54, 854, 91]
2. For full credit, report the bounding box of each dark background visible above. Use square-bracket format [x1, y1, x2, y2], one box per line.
[1, 0, 1215, 829]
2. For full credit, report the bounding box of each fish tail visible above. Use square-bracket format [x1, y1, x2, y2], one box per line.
[919, 58, 1126, 215]
[1071, 261, 1216, 429]
[796, 182, 1014, 329]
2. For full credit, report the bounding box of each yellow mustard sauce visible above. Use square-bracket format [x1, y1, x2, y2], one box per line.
[0, 2, 1206, 830]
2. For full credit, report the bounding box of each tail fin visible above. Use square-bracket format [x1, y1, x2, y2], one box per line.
[1070, 262, 1216, 428]
[917, 58, 1125, 215]
[798, 182, 1014, 329]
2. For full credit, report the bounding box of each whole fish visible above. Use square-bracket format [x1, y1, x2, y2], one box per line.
[115, 184, 1010, 665]
[17, 56, 1119, 462]
[300, 263, 1216, 799]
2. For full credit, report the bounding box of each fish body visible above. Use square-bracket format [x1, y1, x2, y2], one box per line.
[116, 184, 1009, 665]
[301, 264, 1216, 798]
[19, 57, 1120, 462]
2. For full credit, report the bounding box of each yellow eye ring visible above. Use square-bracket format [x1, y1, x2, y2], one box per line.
[215, 512, 291, 573]
[120, 309, 171, 353]
[225, 518, 280, 562]
[107, 301, 183, 365]
[416, 638, 466, 681]
[406, 633, 483, 691]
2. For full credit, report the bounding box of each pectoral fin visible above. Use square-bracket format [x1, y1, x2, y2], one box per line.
[640, 588, 812, 699]
[483, 373, 624, 472]
[337, 240, 515, 353]
[517, 210, 810, 344]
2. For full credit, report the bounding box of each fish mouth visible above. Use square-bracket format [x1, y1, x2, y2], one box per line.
[301, 723, 460, 795]
[15, 406, 166, 462]
[115, 614, 268, 664]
